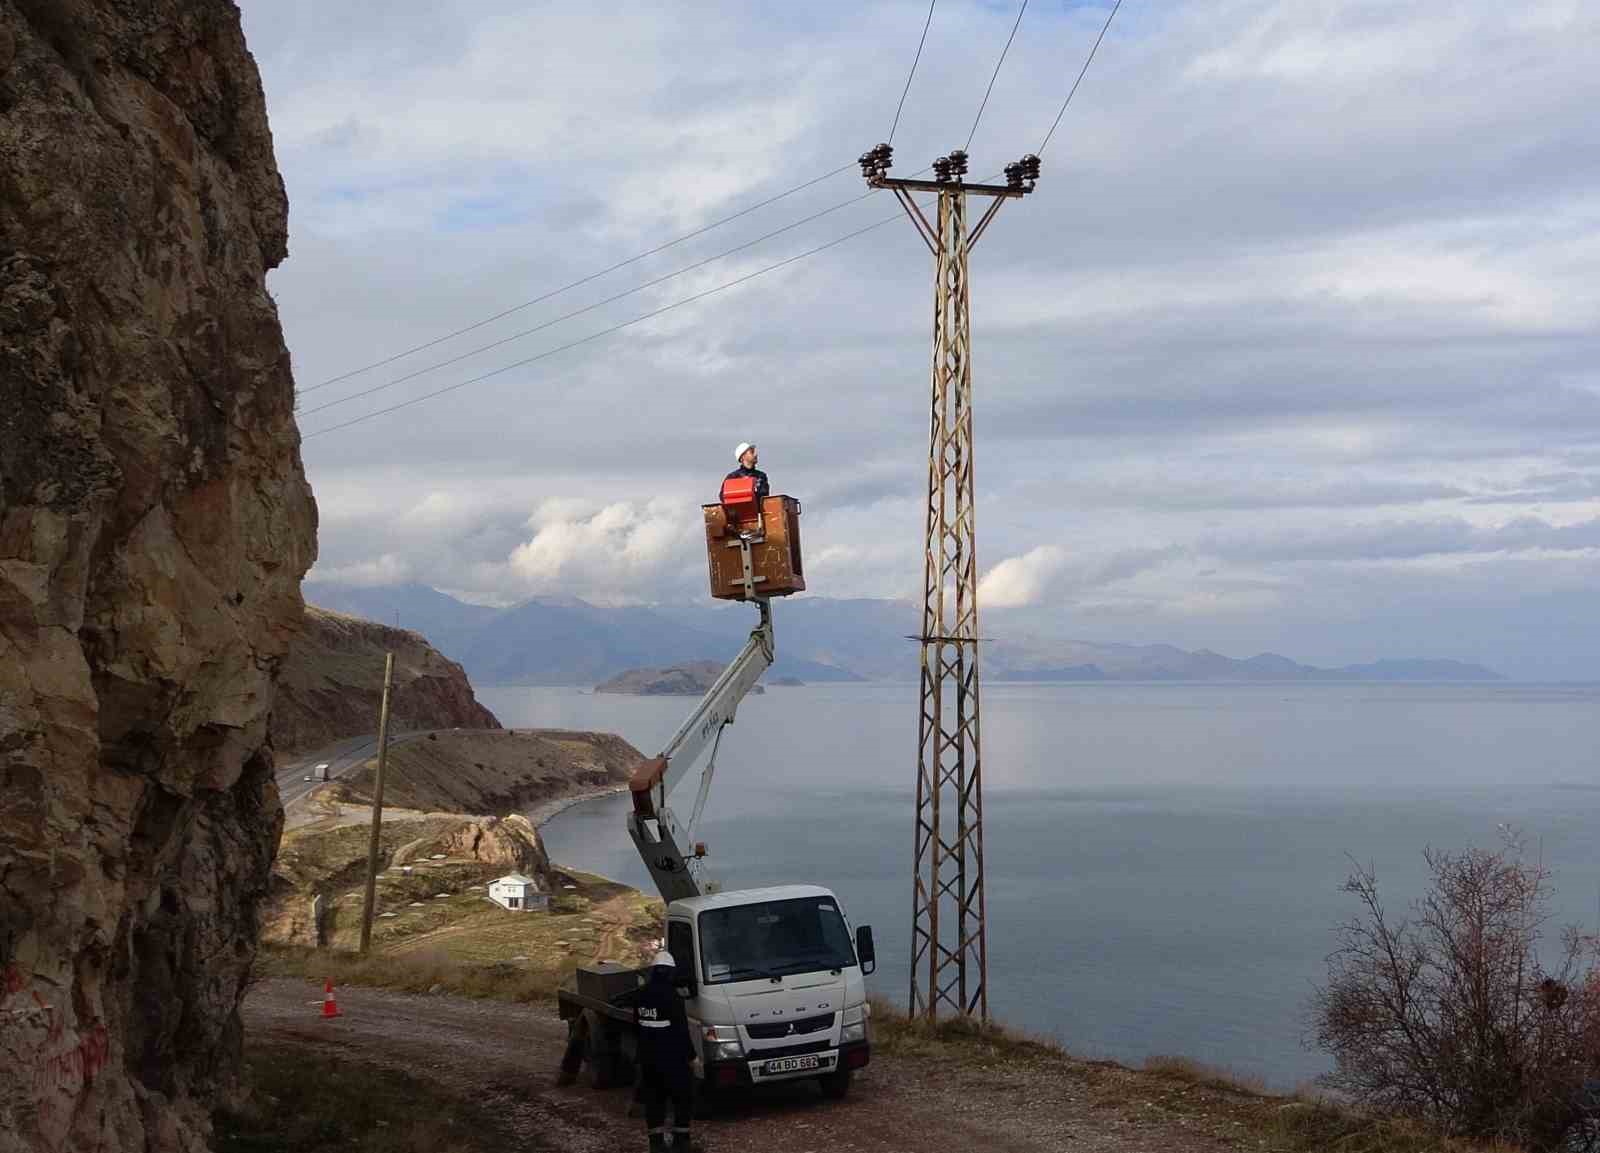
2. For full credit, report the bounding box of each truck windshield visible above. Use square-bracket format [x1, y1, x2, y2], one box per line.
[698, 897, 857, 984]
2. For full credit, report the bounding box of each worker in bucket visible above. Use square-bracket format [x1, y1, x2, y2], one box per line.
[636, 948, 702, 1152]
[725, 441, 769, 501]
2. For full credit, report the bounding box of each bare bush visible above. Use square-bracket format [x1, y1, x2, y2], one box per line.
[1312, 834, 1600, 1151]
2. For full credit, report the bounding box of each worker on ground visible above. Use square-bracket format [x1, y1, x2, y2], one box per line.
[636, 949, 702, 1152]
[725, 441, 769, 501]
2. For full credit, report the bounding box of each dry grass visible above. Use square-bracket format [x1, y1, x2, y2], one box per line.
[1142, 1053, 1270, 1095]
[869, 996, 1070, 1065]
[256, 867, 662, 1003]
[868, 998, 1517, 1153]
[216, 1041, 516, 1153]
[255, 944, 571, 1003]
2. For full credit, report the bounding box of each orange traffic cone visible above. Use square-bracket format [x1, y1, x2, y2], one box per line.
[320, 979, 341, 1019]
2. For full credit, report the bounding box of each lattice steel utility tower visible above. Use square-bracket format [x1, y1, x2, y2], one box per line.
[860, 144, 1039, 1022]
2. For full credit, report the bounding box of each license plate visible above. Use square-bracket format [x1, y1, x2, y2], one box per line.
[764, 1055, 820, 1074]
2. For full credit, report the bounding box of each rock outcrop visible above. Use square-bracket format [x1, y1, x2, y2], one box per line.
[333, 729, 639, 816]
[398, 815, 547, 874]
[270, 605, 500, 755]
[595, 661, 765, 696]
[0, 3, 315, 1151]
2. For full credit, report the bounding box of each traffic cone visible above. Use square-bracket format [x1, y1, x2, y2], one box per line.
[320, 979, 341, 1019]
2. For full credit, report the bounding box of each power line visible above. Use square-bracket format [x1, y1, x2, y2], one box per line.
[298, 161, 857, 398]
[889, 0, 938, 145]
[966, 0, 1029, 152]
[1038, 0, 1123, 155]
[299, 182, 885, 419]
[303, 209, 909, 441]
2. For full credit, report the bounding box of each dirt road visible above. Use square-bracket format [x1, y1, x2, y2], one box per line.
[244, 978, 1253, 1152]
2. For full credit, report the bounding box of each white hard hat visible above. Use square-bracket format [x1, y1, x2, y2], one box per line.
[652, 949, 675, 969]
[734, 442, 755, 462]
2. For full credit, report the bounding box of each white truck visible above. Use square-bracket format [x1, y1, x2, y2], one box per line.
[557, 597, 877, 1108]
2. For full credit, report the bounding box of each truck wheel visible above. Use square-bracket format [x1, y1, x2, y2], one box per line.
[557, 1028, 585, 1086]
[692, 1080, 718, 1119]
[819, 1068, 852, 1100]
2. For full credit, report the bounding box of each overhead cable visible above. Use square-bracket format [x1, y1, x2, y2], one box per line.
[303, 209, 910, 441]
[298, 160, 857, 399]
[888, 0, 938, 145]
[300, 183, 885, 419]
[966, 0, 1029, 152]
[1037, 0, 1123, 155]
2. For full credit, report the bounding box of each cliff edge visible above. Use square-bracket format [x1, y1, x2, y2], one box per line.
[272, 605, 501, 754]
[0, 3, 316, 1151]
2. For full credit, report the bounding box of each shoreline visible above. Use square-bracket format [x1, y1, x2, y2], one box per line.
[526, 783, 626, 830]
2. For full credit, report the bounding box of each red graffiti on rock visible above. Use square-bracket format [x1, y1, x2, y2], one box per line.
[32, 1021, 112, 1099]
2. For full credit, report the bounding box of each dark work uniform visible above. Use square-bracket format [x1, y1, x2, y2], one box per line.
[636, 966, 696, 1149]
[724, 465, 770, 501]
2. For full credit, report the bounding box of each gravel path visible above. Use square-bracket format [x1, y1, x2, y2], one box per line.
[244, 978, 1251, 1152]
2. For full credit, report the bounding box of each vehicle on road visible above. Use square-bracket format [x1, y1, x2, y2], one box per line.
[302, 761, 331, 783]
[557, 495, 874, 1111]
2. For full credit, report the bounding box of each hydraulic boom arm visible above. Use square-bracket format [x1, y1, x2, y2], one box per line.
[627, 599, 774, 902]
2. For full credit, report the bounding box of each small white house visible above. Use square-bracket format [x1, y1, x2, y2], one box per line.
[488, 874, 547, 912]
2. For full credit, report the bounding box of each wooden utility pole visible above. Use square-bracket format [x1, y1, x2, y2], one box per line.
[358, 652, 396, 955]
[860, 142, 1038, 1023]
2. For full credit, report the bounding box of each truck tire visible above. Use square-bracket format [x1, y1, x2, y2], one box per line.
[583, 1011, 618, 1090]
[819, 1068, 852, 1100]
[692, 1080, 718, 1120]
[556, 1022, 585, 1087]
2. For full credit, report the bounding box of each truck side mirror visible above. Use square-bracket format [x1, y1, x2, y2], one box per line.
[675, 977, 698, 999]
[856, 925, 876, 976]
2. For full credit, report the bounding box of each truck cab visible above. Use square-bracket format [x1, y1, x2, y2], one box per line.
[667, 884, 875, 1099]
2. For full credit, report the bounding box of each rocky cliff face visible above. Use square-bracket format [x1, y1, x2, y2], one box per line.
[270, 606, 500, 755]
[0, 3, 315, 1150]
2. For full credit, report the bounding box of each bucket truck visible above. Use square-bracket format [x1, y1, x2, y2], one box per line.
[556, 495, 876, 1108]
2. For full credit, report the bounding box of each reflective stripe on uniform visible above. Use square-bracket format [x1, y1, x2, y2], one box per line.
[638, 1018, 671, 1028]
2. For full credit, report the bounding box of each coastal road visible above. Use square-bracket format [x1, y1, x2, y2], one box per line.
[274, 729, 447, 809]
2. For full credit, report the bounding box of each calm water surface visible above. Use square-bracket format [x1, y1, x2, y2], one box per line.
[476, 681, 1600, 1088]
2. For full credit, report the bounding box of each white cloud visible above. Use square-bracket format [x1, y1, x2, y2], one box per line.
[979, 546, 1069, 608]
[508, 499, 702, 603]
[307, 553, 413, 587]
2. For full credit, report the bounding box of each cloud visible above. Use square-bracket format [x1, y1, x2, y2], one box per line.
[238, 0, 1600, 676]
[508, 498, 703, 603]
[980, 546, 1069, 609]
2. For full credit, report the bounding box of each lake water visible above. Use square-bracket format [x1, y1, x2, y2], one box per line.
[476, 681, 1600, 1089]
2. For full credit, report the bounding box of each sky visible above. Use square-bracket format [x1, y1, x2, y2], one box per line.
[239, 1, 1600, 681]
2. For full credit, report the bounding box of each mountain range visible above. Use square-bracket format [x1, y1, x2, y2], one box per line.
[302, 582, 1504, 686]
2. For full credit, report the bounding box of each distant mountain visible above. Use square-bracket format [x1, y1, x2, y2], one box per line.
[301, 583, 1504, 685]
[301, 582, 859, 685]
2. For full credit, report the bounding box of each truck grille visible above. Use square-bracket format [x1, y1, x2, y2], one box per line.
[748, 1039, 832, 1060]
[745, 1012, 836, 1040]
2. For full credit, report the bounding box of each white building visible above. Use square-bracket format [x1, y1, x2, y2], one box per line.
[488, 873, 547, 912]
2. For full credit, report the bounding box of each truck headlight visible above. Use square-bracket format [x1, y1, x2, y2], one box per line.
[702, 1024, 743, 1060]
[841, 1004, 868, 1044]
